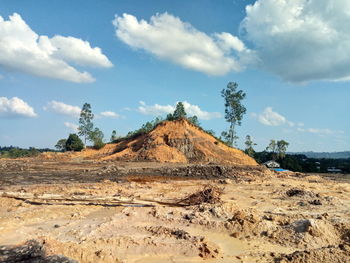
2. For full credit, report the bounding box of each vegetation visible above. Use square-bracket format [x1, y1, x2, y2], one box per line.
[244, 135, 256, 157]
[265, 140, 278, 160]
[110, 130, 118, 142]
[265, 139, 289, 160]
[277, 140, 289, 159]
[55, 139, 67, 152]
[113, 116, 164, 143]
[221, 82, 246, 147]
[89, 128, 105, 149]
[65, 134, 84, 152]
[188, 115, 200, 126]
[171, 102, 187, 120]
[78, 103, 94, 146]
[254, 151, 350, 173]
[166, 102, 188, 121]
[0, 146, 53, 158]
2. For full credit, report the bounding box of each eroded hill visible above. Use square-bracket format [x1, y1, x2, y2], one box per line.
[43, 119, 257, 165]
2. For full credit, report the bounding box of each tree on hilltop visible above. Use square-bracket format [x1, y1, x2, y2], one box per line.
[167, 102, 187, 121]
[110, 130, 118, 142]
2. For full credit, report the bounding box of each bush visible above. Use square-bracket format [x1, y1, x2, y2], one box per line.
[65, 134, 84, 151]
[93, 138, 105, 150]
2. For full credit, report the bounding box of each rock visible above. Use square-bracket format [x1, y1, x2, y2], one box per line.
[286, 188, 306, 197]
[231, 232, 240, 238]
[0, 240, 76, 263]
[290, 219, 314, 233]
[309, 199, 322, 205]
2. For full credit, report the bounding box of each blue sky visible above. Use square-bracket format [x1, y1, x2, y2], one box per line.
[0, 0, 349, 152]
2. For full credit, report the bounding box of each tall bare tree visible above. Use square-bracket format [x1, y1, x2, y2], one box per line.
[78, 103, 94, 146]
[221, 82, 246, 146]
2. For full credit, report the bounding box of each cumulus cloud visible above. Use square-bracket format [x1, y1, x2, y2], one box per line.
[113, 13, 255, 75]
[138, 101, 221, 120]
[0, 13, 112, 83]
[241, 0, 350, 83]
[64, 122, 78, 132]
[254, 106, 343, 136]
[99, 111, 120, 118]
[44, 101, 81, 118]
[252, 107, 293, 126]
[50, 36, 113, 68]
[0, 96, 37, 118]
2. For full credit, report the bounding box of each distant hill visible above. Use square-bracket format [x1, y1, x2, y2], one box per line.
[289, 151, 350, 159]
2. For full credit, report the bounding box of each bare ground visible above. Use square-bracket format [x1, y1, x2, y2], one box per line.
[0, 159, 349, 263]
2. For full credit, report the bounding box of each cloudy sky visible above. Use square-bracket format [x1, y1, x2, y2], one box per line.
[0, 0, 349, 152]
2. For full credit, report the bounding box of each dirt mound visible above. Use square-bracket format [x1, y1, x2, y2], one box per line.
[275, 244, 350, 263]
[80, 119, 257, 165]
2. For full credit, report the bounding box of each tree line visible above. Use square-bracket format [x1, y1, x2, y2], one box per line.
[0, 146, 53, 158]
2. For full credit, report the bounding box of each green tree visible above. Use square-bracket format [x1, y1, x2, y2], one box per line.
[205, 129, 216, 137]
[78, 103, 94, 146]
[244, 135, 257, 157]
[277, 140, 289, 159]
[188, 115, 200, 126]
[221, 82, 246, 146]
[110, 130, 117, 142]
[221, 129, 238, 147]
[166, 113, 174, 121]
[266, 140, 278, 160]
[173, 102, 187, 120]
[65, 134, 84, 152]
[89, 128, 105, 149]
[55, 139, 67, 152]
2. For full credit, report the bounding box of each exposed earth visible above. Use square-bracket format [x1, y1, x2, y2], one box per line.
[0, 121, 349, 262]
[0, 159, 349, 263]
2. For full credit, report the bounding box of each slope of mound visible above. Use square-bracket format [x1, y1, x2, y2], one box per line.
[93, 119, 257, 165]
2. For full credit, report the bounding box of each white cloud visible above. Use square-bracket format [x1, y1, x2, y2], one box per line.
[182, 101, 221, 120]
[138, 101, 221, 120]
[253, 107, 288, 126]
[253, 106, 343, 137]
[64, 122, 78, 132]
[44, 101, 81, 118]
[0, 97, 37, 118]
[113, 13, 255, 76]
[138, 101, 175, 116]
[0, 13, 112, 83]
[99, 111, 120, 118]
[297, 127, 344, 135]
[50, 36, 113, 68]
[241, 0, 350, 83]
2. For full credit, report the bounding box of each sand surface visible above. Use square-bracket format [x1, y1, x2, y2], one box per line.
[0, 160, 349, 262]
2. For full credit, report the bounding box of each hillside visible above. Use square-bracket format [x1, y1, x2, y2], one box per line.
[55, 119, 257, 165]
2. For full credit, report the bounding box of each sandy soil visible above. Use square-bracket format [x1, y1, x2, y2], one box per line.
[0, 160, 349, 262]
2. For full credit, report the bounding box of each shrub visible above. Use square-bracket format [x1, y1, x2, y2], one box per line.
[93, 138, 105, 150]
[65, 134, 84, 151]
